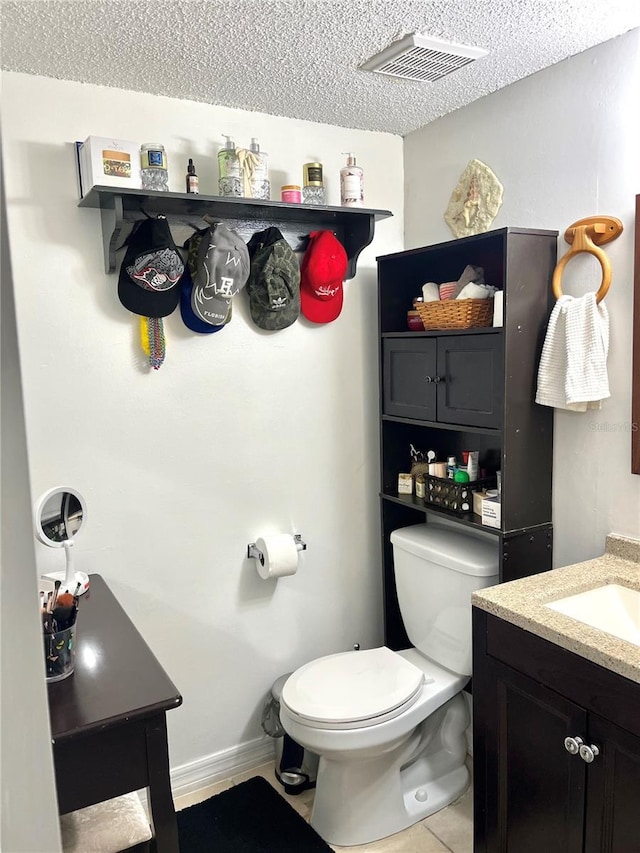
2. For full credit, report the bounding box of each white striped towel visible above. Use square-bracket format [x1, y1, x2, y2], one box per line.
[535, 292, 610, 412]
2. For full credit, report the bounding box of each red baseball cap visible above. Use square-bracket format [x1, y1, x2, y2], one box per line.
[300, 231, 348, 323]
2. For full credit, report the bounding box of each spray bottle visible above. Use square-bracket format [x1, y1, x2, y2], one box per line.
[340, 152, 364, 207]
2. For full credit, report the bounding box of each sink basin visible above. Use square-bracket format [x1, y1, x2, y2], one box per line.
[546, 584, 640, 646]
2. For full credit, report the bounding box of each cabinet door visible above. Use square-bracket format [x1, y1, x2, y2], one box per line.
[481, 658, 587, 853]
[584, 714, 640, 853]
[437, 335, 503, 428]
[382, 339, 437, 420]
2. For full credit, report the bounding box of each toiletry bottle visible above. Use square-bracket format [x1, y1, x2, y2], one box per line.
[186, 158, 199, 194]
[340, 152, 364, 207]
[446, 456, 457, 479]
[248, 138, 270, 200]
[218, 135, 241, 197]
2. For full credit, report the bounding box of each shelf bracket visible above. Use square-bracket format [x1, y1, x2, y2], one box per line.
[100, 193, 126, 274]
[343, 214, 376, 280]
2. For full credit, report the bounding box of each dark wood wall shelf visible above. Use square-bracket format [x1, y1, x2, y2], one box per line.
[377, 227, 558, 649]
[78, 186, 393, 279]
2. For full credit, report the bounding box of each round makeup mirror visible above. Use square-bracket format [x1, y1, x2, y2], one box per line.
[35, 487, 90, 595]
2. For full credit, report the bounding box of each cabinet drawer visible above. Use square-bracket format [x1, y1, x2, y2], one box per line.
[383, 339, 437, 420]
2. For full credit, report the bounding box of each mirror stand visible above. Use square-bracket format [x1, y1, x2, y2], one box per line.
[35, 487, 90, 596]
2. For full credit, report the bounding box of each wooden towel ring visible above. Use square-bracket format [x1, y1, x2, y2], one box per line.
[552, 216, 624, 304]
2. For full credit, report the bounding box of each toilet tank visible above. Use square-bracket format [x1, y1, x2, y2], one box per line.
[390, 523, 499, 676]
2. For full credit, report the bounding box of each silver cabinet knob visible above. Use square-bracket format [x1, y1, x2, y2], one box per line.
[425, 376, 433, 383]
[433, 375, 443, 383]
[564, 736, 584, 755]
[579, 743, 600, 763]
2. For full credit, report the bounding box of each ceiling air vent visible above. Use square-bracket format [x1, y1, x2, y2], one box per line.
[360, 34, 488, 83]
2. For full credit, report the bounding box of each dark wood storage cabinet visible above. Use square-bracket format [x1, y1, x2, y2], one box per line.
[473, 609, 640, 853]
[377, 228, 558, 649]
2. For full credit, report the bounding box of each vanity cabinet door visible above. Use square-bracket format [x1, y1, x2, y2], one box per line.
[382, 338, 437, 420]
[481, 658, 587, 853]
[584, 714, 640, 853]
[436, 335, 503, 428]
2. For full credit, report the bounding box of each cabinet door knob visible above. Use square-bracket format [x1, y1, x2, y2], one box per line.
[579, 743, 600, 763]
[433, 375, 443, 383]
[425, 376, 433, 383]
[564, 736, 583, 755]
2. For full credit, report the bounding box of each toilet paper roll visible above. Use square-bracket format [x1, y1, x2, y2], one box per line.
[255, 534, 299, 580]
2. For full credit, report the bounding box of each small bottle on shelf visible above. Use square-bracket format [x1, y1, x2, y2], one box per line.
[186, 158, 199, 194]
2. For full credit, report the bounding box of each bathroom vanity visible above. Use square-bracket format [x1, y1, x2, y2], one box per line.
[472, 535, 640, 853]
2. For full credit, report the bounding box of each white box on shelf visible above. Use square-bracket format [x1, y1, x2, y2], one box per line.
[481, 496, 501, 529]
[493, 290, 504, 327]
[77, 136, 141, 197]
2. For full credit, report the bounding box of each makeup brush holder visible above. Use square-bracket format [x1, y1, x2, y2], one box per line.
[44, 623, 77, 682]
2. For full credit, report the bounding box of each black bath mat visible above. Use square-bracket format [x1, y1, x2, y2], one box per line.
[177, 775, 332, 853]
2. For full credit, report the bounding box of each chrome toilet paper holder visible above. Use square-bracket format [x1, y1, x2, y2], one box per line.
[247, 534, 307, 566]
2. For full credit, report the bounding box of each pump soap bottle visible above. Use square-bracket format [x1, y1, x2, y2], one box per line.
[340, 152, 364, 207]
[248, 138, 270, 200]
[218, 135, 241, 197]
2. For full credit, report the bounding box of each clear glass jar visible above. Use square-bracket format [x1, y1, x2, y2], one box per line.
[140, 143, 169, 191]
[303, 185, 326, 205]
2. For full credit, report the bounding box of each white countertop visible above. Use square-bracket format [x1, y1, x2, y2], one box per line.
[472, 534, 640, 684]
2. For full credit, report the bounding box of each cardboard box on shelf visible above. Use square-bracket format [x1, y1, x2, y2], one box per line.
[77, 136, 141, 197]
[481, 496, 501, 529]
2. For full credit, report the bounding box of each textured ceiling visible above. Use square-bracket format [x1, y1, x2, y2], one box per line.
[1, 0, 639, 136]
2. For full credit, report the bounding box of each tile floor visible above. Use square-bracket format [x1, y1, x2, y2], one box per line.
[174, 760, 473, 853]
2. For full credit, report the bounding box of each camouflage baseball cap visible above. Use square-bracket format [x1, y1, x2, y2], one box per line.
[246, 227, 300, 331]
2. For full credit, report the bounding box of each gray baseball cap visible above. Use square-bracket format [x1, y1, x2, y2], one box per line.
[190, 223, 249, 327]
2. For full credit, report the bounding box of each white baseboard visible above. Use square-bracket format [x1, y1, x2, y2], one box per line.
[170, 736, 276, 799]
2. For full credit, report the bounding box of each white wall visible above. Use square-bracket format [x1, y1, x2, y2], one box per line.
[404, 31, 640, 568]
[1, 158, 62, 853]
[1, 73, 404, 773]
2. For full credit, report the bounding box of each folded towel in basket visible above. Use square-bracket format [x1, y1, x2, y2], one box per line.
[536, 292, 610, 411]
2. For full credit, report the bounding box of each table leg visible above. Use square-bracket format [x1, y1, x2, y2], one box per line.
[145, 715, 179, 853]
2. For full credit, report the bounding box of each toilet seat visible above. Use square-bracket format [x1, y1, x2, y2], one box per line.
[281, 647, 428, 730]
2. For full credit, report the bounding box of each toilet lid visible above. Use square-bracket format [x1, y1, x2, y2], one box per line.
[281, 647, 425, 725]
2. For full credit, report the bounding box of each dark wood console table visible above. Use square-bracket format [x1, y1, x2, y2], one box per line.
[47, 574, 182, 853]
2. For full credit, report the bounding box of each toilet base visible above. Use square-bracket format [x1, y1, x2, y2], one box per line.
[309, 693, 470, 847]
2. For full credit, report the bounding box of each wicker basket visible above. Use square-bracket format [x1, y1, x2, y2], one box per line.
[415, 298, 494, 331]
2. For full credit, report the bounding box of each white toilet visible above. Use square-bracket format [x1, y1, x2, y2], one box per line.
[279, 523, 499, 847]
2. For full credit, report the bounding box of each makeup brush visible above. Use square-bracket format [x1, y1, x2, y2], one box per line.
[53, 595, 75, 631]
[48, 580, 61, 613]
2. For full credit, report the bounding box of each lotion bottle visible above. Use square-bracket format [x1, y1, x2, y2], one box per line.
[340, 152, 364, 207]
